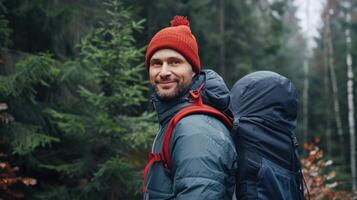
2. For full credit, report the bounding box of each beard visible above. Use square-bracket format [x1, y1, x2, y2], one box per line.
[153, 80, 191, 101]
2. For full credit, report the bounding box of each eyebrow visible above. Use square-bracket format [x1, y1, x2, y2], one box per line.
[150, 57, 184, 62]
[150, 58, 162, 63]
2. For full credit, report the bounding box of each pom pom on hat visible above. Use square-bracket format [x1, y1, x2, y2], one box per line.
[145, 15, 201, 73]
[170, 16, 190, 27]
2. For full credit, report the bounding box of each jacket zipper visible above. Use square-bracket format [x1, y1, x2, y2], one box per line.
[151, 125, 162, 153]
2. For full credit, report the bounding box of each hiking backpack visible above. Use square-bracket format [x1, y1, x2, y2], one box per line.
[143, 70, 304, 200]
[230, 71, 304, 200]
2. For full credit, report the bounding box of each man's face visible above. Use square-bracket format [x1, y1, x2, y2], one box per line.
[149, 49, 195, 100]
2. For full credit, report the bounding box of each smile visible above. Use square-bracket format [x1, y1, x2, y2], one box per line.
[158, 81, 176, 85]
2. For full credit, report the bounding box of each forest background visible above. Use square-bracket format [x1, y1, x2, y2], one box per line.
[0, 0, 357, 199]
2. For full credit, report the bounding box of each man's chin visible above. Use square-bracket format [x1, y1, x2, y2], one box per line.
[156, 90, 179, 100]
[153, 83, 190, 101]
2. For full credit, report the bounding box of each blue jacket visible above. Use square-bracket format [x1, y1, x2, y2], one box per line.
[144, 70, 237, 200]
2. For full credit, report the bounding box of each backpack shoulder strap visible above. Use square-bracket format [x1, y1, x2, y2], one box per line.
[161, 103, 233, 170]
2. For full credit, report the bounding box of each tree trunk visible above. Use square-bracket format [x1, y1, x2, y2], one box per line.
[344, 0, 356, 191]
[219, 0, 225, 78]
[302, 0, 310, 148]
[302, 58, 309, 146]
[323, 31, 332, 156]
[325, 5, 345, 159]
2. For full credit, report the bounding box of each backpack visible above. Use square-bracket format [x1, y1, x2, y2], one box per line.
[230, 71, 304, 200]
[143, 70, 304, 200]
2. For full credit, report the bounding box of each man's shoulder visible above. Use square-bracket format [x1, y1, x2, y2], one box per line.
[170, 113, 236, 165]
[173, 113, 231, 138]
[179, 113, 226, 126]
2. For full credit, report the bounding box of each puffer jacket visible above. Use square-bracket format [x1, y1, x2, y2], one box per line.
[144, 70, 237, 200]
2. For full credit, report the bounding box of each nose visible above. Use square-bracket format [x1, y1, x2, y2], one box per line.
[159, 62, 172, 78]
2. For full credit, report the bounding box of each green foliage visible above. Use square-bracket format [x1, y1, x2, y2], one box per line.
[1, 0, 155, 199]
[0, 14, 12, 47]
[2, 0, 105, 57]
[10, 123, 60, 155]
[0, 53, 60, 98]
[122, 112, 158, 151]
[0, 1, 11, 47]
[0, 103, 38, 199]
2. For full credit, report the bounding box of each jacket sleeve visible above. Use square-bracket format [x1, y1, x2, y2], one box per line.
[170, 115, 237, 200]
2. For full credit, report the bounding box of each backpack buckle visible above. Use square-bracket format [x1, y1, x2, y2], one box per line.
[292, 136, 299, 148]
[189, 84, 205, 105]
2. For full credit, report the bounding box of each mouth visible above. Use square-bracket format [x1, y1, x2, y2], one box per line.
[156, 80, 177, 89]
[158, 81, 175, 84]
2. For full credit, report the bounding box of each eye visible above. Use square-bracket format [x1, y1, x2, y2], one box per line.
[150, 60, 162, 67]
[168, 58, 182, 66]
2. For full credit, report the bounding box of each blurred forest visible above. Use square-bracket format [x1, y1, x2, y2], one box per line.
[0, 0, 356, 199]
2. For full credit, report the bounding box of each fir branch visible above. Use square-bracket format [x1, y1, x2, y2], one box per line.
[10, 123, 60, 155]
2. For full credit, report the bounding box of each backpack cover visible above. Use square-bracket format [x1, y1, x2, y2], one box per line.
[230, 71, 303, 200]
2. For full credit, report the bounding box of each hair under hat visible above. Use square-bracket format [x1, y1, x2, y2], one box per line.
[145, 16, 201, 73]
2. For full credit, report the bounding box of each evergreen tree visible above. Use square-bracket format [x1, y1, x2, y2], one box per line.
[0, 0, 156, 199]
[1, 0, 105, 58]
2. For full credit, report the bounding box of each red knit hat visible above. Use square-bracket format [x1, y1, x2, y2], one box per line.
[145, 16, 201, 73]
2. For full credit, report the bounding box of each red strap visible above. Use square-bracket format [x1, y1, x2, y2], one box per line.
[143, 153, 163, 192]
[189, 83, 205, 105]
[161, 104, 233, 169]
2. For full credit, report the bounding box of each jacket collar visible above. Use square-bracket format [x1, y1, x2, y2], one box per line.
[151, 91, 192, 125]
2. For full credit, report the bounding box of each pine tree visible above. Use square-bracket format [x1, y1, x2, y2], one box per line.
[0, 0, 156, 199]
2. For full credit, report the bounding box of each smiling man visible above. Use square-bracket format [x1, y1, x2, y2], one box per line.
[143, 16, 237, 200]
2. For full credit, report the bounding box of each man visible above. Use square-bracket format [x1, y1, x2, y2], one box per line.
[143, 16, 237, 199]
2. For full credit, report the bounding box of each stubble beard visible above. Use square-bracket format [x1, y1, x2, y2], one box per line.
[153, 81, 190, 101]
